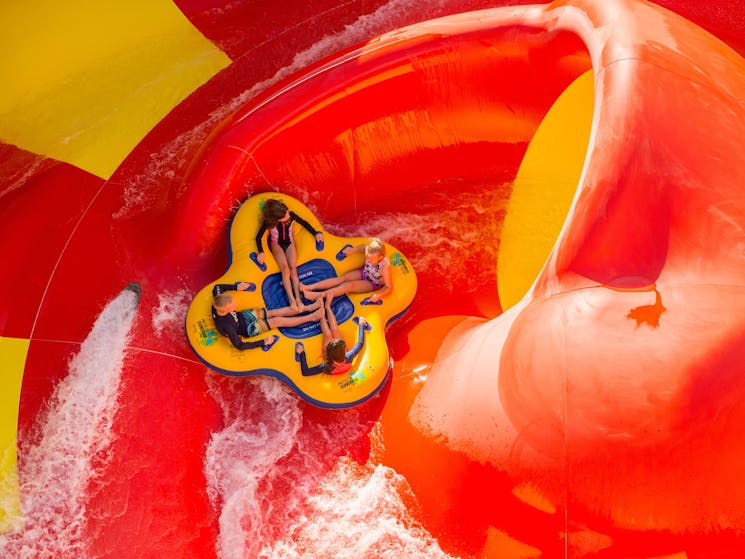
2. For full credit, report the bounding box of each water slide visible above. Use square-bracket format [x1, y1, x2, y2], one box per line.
[1, 0, 744, 557]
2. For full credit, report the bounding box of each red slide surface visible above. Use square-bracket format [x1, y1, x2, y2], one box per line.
[1, 1, 744, 558]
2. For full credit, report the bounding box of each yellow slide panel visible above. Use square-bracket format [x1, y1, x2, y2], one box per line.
[0, 0, 231, 179]
[497, 70, 595, 310]
[0, 337, 29, 532]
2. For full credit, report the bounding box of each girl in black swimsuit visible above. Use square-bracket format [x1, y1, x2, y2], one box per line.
[255, 199, 324, 310]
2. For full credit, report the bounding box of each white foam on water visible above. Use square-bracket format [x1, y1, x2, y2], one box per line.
[205, 374, 459, 559]
[204, 377, 379, 557]
[321, 186, 508, 294]
[0, 287, 139, 559]
[205, 376, 304, 559]
[258, 457, 459, 559]
[151, 288, 192, 337]
[205, 392, 461, 559]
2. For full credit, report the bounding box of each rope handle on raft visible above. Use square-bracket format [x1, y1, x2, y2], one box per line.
[249, 252, 268, 272]
[335, 244, 353, 261]
[352, 316, 372, 330]
[262, 335, 279, 352]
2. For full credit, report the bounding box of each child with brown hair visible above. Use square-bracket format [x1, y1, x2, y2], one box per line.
[255, 198, 324, 311]
[295, 294, 369, 376]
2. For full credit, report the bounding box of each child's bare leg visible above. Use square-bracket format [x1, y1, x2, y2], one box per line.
[300, 276, 344, 298]
[319, 308, 333, 346]
[299, 288, 324, 302]
[268, 307, 323, 329]
[286, 244, 303, 306]
[332, 279, 376, 297]
[301, 269, 361, 299]
[320, 280, 375, 304]
[266, 299, 321, 318]
[271, 243, 299, 311]
[324, 293, 340, 338]
[281, 265, 298, 311]
[297, 297, 322, 313]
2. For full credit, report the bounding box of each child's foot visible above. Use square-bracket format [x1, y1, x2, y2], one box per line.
[303, 289, 321, 301]
[292, 283, 303, 305]
[298, 299, 322, 313]
[289, 298, 300, 312]
[306, 308, 324, 321]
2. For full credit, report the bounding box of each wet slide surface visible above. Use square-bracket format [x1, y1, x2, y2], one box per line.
[1, 1, 745, 558]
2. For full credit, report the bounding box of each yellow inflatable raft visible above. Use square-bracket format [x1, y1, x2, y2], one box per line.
[186, 193, 417, 408]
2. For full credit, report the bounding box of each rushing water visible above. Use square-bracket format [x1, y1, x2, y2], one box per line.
[0, 286, 140, 558]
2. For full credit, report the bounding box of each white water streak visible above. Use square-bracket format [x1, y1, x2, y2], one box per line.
[0, 286, 139, 559]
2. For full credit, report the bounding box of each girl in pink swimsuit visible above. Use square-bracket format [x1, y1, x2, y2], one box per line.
[255, 199, 324, 311]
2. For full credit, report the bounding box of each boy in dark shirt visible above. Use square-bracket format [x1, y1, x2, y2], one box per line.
[212, 282, 322, 350]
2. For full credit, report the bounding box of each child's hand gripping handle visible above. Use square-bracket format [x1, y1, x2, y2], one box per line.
[294, 342, 305, 362]
[262, 335, 279, 352]
[335, 244, 353, 261]
[352, 316, 372, 330]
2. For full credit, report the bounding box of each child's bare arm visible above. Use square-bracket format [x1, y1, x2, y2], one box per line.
[342, 243, 366, 257]
[369, 260, 393, 302]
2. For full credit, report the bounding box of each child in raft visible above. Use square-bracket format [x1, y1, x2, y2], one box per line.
[300, 237, 391, 304]
[212, 282, 323, 350]
[296, 293, 369, 376]
[255, 198, 324, 311]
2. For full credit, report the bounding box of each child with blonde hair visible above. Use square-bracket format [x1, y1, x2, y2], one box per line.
[301, 237, 391, 303]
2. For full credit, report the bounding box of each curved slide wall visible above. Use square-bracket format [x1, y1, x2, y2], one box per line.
[1, 1, 744, 558]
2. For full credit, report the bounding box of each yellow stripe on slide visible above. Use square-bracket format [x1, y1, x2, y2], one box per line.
[0, 0, 231, 179]
[0, 337, 29, 532]
[497, 70, 595, 310]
